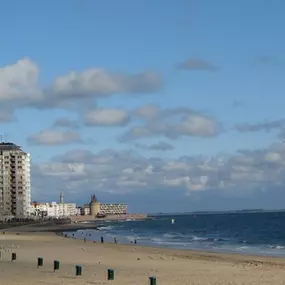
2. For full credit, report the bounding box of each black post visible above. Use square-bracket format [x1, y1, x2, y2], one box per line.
[54, 260, 60, 271]
[149, 276, 157, 285]
[37, 257, 43, 267]
[107, 268, 114, 280]
[11, 253, 17, 262]
[75, 265, 82, 276]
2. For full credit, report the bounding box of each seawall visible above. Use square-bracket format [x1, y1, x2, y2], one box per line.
[70, 213, 147, 223]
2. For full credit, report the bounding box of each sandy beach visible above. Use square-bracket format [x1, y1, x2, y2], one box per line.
[0, 226, 285, 284]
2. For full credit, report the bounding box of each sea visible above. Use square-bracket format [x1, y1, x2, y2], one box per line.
[65, 212, 285, 257]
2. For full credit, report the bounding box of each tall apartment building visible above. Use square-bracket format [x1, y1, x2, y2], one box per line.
[0, 143, 31, 218]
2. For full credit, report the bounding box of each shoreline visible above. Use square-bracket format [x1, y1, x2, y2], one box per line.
[2, 227, 285, 284]
[5, 222, 285, 261]
[62, 223, 285, 259]
[4, 228, 285, 265]
[64, 228, 285, 261]
[5, 221, 285, 259]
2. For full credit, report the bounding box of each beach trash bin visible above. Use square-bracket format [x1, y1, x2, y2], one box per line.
[37, 257, 43, 267]
[54, 260, 60, 271]
[75, 265, 82, 276]
[11, 253, 16, 261]
[149, 276, 156, 285]
[107, 268, 114, 280]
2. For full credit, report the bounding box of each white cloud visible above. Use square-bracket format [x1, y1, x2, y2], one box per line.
[121, 106, 221, 140]
[32, 140, 285, 198]
[0, 58, 162, 111]
[85, 108, 130, 126]
[51, 69, 161, 98]
[0, 58, 41, 102]
[28, 129, 82, 145]
[41, 69, 161, 108]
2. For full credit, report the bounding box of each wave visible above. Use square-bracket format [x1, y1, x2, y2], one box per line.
[63, 213, 285, 257]
[161, 232, 229, 243]
[64, 229, 285, 257]
[98, 226, 114, 231]
[268, 245, 285, 249]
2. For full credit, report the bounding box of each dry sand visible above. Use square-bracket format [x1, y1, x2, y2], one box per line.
[1, 231, 285, 284]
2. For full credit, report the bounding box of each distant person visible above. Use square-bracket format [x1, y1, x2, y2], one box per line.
[84, 238, 86, 243]
[101, 236, 104, 244]
[134, 238, 137, 245]
[114, 237, 117, 244]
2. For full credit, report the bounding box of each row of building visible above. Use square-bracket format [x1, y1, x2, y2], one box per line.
[0, 142, 127, 219]
[31, 193, 127, 218]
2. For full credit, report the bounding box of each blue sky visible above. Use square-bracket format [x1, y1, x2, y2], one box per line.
[0, 0, 285, 212]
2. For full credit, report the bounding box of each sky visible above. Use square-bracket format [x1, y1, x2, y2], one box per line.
[0, 0, 285, 213]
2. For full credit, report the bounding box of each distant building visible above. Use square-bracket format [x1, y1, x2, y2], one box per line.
[0, 142, 31, 218]
[30, 193, 79, 218]
[99, 203, 128, 215]
[31, 201, 79, 218]
[78, 204, 90, 216]
[89, 194, 127, 217]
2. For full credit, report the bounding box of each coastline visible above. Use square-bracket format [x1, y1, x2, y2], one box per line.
[69, 213, 148, 223]
[1, 224, 285, 284]
[3, 213, 148, 233]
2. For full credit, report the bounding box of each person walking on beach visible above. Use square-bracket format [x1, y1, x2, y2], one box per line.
[114, 237, 117, 244]
[101, 236, 104, 244]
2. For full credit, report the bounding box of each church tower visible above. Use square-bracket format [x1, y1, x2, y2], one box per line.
[89, 194, 101, 216]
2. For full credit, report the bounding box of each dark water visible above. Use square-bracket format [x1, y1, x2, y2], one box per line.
[67, 212, 285, 256]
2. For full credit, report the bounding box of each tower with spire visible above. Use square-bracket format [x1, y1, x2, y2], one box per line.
[89, 194, 101, 216]
[60, 192, 64, 204]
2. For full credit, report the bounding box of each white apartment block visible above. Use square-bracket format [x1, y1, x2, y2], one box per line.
[99, 203, 127, 215]
[31, 202, 79, 218]
[80, 205, 90, 215]
[0, 143, 31, 218]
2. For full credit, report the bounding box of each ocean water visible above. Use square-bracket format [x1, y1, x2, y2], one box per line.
[66, 212, 285, 257]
